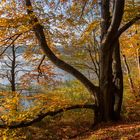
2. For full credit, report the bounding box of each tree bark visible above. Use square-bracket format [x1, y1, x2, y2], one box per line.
[99, 0, 125, 121]
[99, 44, 114, 121]
[112, 41, 123, 120]
[98, 0, 113, 122]
[11, 44, 16, 92]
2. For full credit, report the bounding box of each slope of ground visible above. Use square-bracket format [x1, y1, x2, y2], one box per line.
[0, 90, 139, 140]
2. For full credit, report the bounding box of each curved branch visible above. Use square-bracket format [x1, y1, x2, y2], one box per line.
[25, 0, 99, 96]
[37, 55, 46, 82]
[37, 55, 46, 74]
[110, 15, 140, 45]
[116, 15, 140, 38]
[0, 104, 97, 129]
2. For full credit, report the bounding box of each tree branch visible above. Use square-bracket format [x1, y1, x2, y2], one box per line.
[87, 46, 99, 78]
[0, 34, 21, 56]
[4, 61, 12, 68]
[25, 0, 99, 96]
[0, 104, 97, 129]
[0, 33, 21, 43]
[80, 0, 88, 19]
[109, 15, 140, 45]
[37, 55, 46, 82]
[116, 15, 140, 38]
[37, 55, 46, 74]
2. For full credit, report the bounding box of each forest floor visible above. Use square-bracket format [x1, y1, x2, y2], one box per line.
[73, 121, 140, 140]
[0, 92, 139, 140]
[26, 97, 140, 140]
[75, 97, 140, 140]
[28, 119, 140, 140]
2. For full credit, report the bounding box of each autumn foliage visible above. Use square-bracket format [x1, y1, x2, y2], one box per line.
[0, 0, 140, 139]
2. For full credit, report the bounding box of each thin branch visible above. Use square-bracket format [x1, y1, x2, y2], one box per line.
[0, 33, 20, 43]
[14, 69, 30, 75]
[15, 64, 21, 68]
[37, 55, 46, 74]
[37, 55, 46, 82]
[92, 35, 99, 66]
[4, 61, 12, 68]
[0, 34, 21, 56]
[80, 0, 88, 19]
[5, 54, 13, 61]
[72, 62, 97, 74]
[6, 71, 11, 83]
[54, 0, 60, 11]
[15, 54, 22, 58]
[15, 46, 21, 51]
[87, 45, 99, 78]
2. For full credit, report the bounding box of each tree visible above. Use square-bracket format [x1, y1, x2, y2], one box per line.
[120, 22, 140, 98]
[0, 44, 22, 92]
[0, 0, 140, 128]
[25, 0, 140, 121]
[0, 44, 56, 92]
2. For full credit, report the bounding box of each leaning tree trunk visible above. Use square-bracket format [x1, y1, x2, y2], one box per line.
[24, 0, 140, 123]
[25, 0, 100, 125]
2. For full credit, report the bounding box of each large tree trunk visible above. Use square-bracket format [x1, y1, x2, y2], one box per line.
[25, 0, 100, 125]
[98, 0, 125, 121]
[99, 41, 123, 121]
[112, 41, 123, 120]
[98, 0, 113, 121]
[99, 44, 114, 121]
